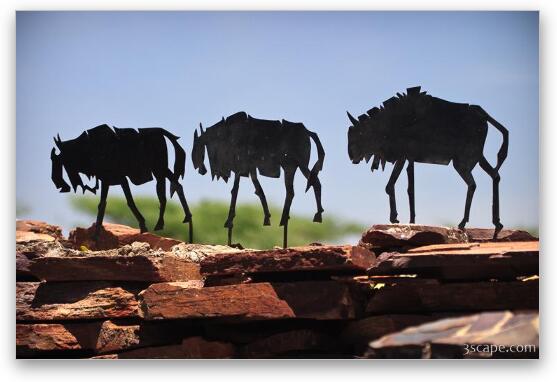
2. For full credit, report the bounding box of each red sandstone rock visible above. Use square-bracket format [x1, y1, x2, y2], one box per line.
[16, 324, 81, 355]
[16, 282, 140, 321]
[94, 337, 236, 359]
[29, 242, 201, 282]
[200, 245, 376, 276]
[365, 277, 538, 314]
[139, 282, 294, 321]
[16, 220, 64, 240]
[180, 337, 236, 358]
[16, 320, 197, 357]
[369, 241, 539, 280]
[339, 314, 454, 350]
[139, 280, 359, 321]
[16, 231, 56, 242]
[17, 241, 72, 280]
[16, 252, 34, 280]
[465, 228, 538, 242]
[365, 311, 539, 359]
[28, 241, 241, 282]
[272, 281, 359, 320]
[68, 223, 182, 251]
[16, 320, 203, 357]
[241, 329, 337, 358]
[360, 224, 468, 248]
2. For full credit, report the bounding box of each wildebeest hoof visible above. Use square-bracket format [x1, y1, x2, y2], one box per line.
[263, 216, 271, 226]
[139, 224, 148, 233]
[183, 215, 192, 223]
[390, 217, 399, 224]
[279, 216, 289, 226]
[154, 221, 164, 231]
[493, 222, 503, 239]
[313, 213, 322, 223]
[458, 221, 467, 230]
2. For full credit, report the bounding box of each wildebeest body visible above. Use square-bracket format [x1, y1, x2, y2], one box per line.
[203, 113, 313, 180]
[51, 124, 193, 241]
[347, 87, 508, 237]
[365, 96, 488, 166]
[193, 112, 325, 247]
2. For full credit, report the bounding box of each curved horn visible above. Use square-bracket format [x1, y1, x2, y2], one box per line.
[50, 147, 57, 159]
[194, 130, 199, 140]
[199, 123, 204, 135]
[347, 111, 359, 126]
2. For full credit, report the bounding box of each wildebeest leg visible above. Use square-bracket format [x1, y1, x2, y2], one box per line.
[453, 162, 477, 230]
[300, 166, 324, 223]
[385, 159, 405, 223]
[165, 170, 193, 243]
[280, 167, 297, 248]
[479, 156, 503, 238]
[154, 175, 167, 231]
[121, 178, 148, 233]
[250, 170, 271, 226]
[225, 173, 241, 246]
[407, 160, 416, 224]
[93, 181, 109, 240]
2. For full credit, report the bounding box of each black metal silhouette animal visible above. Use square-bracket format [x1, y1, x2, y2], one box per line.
[347, 86, 508, 237]
[192, 112, 325, 247]
[51, 124, 194, 241]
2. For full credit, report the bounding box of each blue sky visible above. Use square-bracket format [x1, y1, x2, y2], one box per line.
[16, 11, 538, 232]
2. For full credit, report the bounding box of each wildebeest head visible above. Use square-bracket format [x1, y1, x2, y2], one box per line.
[348, 88, 424, 170]
[346, 110, 383, 164]
[192, 124, 207, 175]
[51, 133, 98, 194]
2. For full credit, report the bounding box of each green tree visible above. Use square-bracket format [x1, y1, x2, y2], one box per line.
[71, 196, 364, 249]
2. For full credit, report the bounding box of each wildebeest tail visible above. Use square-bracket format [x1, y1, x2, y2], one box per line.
[479, 107, 509, 172]
[160, 128, 186, 183]
[305, 130, 325, 192]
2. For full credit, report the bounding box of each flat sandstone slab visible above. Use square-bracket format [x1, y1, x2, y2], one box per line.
[68, 222, 182, 251]
[92, 337, 236, 359]
[28, 242, 241, 282]
[139, 282, 294, 321]
[139, 280, 359, 321]
[16, 220, 64, 240]
[200, 245, 376, 276]
[360, 224, 537, 248]
[360, 224, 468, 247]
[465, 228, 538, 242]
[365, 277, 538, 314]
[369, 241, 539, 280]
[240, 329, 337, 358]
[366, 311, 539, 359]
[16, 282, 141, 321]
[339, 313, 456, 349]
[16, 320, 197, 356]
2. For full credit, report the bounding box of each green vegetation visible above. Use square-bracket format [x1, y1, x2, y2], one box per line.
[16, 202, 30, 217]
[71, 196, 364, 249]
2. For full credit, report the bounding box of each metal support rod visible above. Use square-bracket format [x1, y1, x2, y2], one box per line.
[283, 221, 288, 248]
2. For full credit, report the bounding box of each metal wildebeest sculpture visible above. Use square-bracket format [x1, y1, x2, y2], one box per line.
[50, 124, 194, 241]
[192, 112, 325, 248]
[346, 86, 509, 238]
